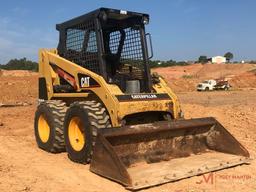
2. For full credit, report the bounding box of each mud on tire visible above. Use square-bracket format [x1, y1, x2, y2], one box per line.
[34, 100, 67, 153]
[64, 100, 111, 164]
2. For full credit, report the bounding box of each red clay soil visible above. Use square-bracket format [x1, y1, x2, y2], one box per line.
[0, 76, 37, 104]
[0, 70, 37, 77]
[152, 63, 203, 79]
[153, 63, 256, 92]
[194, 63, 255, 79]
[230, 71, 256, 88]
[0, 70, 255, 192]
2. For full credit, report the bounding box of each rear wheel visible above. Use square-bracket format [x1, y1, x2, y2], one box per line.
[205, 87, 210, 91]
[64, 101, 111, 164]
[34, 100, 67, 153]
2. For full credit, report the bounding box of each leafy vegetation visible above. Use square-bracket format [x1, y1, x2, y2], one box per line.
[249, 60, 256, 64]
[149, 60, 189, 68]
[198, 56, 208, 64]
[182, 74, 194, 79]
[0, 58, 38, 71]
[224, 52, 234, 62]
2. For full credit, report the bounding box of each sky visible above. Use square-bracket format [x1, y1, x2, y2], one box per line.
[0, 0, 256, 64]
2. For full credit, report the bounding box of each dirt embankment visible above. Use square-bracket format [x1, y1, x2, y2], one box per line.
[0, 70, 37, 77]
[153, 63, 256, 92]
[0, 76, 38, 104]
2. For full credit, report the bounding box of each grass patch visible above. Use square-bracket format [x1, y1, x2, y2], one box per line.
[182, 75, 194, 79]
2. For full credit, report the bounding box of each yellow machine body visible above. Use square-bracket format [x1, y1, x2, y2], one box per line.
[39, 49, 182, 127]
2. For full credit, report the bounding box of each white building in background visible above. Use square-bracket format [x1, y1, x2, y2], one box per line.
[210, 56, 226, 64]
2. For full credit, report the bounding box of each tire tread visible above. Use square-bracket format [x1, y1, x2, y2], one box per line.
[36, 100, 67, 153]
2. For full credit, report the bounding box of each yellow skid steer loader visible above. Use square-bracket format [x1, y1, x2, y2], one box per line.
[34, 8, 250, 190]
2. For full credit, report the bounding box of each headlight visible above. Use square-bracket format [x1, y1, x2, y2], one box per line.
[143, 17, 149, 25]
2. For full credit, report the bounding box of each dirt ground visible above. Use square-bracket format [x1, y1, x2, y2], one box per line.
[0, 70, 256, 192]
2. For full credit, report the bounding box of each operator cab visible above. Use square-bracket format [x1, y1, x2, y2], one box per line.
[56, 8, 152, 93]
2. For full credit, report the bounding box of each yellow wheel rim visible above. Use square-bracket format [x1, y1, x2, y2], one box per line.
[38, 115, 50, 143]
[68, 117, 85, 151]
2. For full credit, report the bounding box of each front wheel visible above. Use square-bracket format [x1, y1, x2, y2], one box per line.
[64, 101, 111, 164]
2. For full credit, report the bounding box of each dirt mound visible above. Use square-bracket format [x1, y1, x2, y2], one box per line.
[152, 64, 203, 79]
[0, 75, 38, 104]
[195, 63, 256, 79]
[168, 78, 199, 92]
[153, 63, 256, 80]
[0, 70, 37, 77]
[230, 71, 256, 88]
[153, 63, 256, 92]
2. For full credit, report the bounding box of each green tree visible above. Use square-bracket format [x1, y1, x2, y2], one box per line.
[198, 55, 208, 64]
[224, 52, 234, 62]
[0, 58, 38, 71]
[148, 59, 189, 68]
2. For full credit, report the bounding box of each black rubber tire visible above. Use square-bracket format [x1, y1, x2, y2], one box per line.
[205, 87, 210, 91]
[64, 101, 111, 164]
[34, 100, 67, 153]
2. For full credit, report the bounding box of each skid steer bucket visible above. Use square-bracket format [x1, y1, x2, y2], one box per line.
[90, 117, 250, 190]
